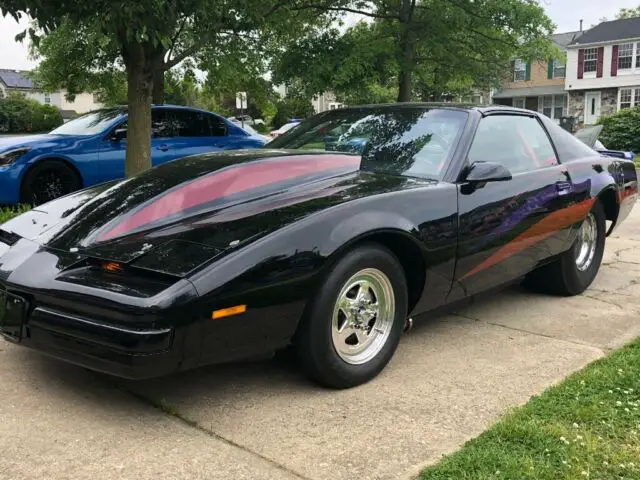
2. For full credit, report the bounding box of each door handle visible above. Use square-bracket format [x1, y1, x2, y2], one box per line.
[555, 181, 571, 195]
[158, 144, 169, 152]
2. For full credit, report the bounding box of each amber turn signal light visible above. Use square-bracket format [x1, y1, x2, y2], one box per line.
[212, 305, 247, 320]
[102, 261, 124, 273]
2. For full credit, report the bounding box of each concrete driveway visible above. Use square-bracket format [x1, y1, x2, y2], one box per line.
[2, 207, 640, 480]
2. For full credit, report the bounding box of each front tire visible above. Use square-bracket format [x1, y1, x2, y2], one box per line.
[524, 200, 605, 296]
[294, 244, 408, 389]
[20, 160, 81, 206]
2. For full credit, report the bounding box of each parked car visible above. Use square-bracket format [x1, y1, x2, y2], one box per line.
[238, 123, 270, 143]
[268, 120, 301, 138]
[0, 105, 268, 206]
[0, 104, 637, 389]
[574, 124, 636, 161]
[228, 115, 265, 126]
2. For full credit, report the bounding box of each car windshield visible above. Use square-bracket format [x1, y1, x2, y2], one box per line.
[267, 107, 468, 179]
[50, 108, 126, 135]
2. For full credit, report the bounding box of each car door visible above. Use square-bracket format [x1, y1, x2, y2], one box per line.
[151, 109, 230, 165]
[452, 112, 580, 297]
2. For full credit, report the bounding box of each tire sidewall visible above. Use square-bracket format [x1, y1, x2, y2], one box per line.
[298, 243, 408, 388]
[563, 200, 606, 293]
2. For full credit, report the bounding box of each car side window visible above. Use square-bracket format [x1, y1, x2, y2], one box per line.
[165, 109, 213, 137]
[151, 110, 171, 138]
[468, 115, 558, 174]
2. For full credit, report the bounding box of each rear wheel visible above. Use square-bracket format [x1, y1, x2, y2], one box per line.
[20, 160, 81, 206]
[294, 244, 408, 389]
[523, 200, 605, 296]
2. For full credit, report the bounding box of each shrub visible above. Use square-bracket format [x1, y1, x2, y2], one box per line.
[0, 93, 63, 133]
[598, 106, 640, 152]
[254, 122, 269, 134]
[272, 96, 315, 129]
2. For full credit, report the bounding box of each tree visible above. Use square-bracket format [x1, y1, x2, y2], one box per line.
[616, 6, 640, 19]
[1, 1, 332, 177]
[283, 0, 556, 102]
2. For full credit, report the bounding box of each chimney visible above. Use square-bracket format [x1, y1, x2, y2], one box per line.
[580, 19, 583, 32]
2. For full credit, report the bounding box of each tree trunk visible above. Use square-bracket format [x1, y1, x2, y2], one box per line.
[152, 69, 165, 104]
[396, 0, 416, 103]
[397, 69, 412, 103]
[124, 46, 154, 177]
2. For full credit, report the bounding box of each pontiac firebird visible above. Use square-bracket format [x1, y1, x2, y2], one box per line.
[0, 104, 637, 389]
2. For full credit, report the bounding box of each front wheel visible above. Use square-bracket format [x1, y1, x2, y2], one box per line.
[524, 200, 605, 296]
[20, 160, 81, 206]
[294, 244, 408, 389]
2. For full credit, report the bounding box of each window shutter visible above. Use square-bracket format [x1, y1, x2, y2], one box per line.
[578, 49, 584, 79]
[525, 61, 531, 81]
[611, 45, 619, 76]
[596, 46, 604, 77]
[547, 59, 554, 79]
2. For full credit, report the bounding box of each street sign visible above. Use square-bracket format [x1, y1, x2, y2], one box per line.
[236, 92, 247, 109]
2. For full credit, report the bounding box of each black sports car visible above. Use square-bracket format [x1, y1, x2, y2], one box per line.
[0, 104, 637, 389]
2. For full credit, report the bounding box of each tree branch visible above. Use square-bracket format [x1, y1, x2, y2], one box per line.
[166, 16, 188, 64]
[294, 4, 399, 20]
[164, 39, 207, 70]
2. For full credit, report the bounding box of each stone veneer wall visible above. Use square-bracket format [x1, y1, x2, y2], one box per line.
[568, 88, 618, 126]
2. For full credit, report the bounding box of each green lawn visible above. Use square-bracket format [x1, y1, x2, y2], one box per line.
[420, 339, 640, 479]
[0, 205, 30, 224]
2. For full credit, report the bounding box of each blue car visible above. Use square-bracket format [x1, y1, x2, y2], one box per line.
[0, 104, 268, 205]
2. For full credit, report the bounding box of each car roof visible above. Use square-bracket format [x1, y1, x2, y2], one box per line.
[326, 101, 533, 116]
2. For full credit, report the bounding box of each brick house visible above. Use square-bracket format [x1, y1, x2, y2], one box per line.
[492, 31, 583, 124]
[566, 17, 640, 125]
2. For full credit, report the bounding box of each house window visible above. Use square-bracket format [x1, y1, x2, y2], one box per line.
[618, 43, 634, 70]
[513, 98, 525, 108]
[538, 95, 567, 121]
[553, 59, 566, 79]
[583, 48, 598, 73]
[622, 88, 640, 109]
[44, 92, 50, 104]
[514, 59, 526, 81]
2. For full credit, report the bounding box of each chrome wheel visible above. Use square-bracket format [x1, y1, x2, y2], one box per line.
[331, 268, 395, 365]
[575, 212, 597, 271]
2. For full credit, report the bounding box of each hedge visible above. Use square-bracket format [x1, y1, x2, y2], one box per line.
[598, 106, 640, 153]
[0, 93, 63, 134]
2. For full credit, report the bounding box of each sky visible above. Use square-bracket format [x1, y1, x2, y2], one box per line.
[0, 0, 639, 70]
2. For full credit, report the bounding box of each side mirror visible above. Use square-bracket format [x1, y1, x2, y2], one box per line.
[111, 128, 127, 141]
[463, 161, 512, 183]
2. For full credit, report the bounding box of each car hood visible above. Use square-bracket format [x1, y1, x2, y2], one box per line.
[2, 148, 430, 276]
[0, 134, 69, 151]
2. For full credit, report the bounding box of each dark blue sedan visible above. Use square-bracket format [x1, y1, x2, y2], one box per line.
[0, 104, 268, 205]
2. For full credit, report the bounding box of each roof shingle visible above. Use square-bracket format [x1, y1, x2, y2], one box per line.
[570, 17, 640, 45]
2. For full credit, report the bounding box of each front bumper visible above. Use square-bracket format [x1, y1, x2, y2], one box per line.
[0, 164, 26, 205]
[1, 301, 181, 379]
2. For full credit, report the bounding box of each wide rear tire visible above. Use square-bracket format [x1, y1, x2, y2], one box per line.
[294, 243, 408, 389]
[523, 200, 605, 296]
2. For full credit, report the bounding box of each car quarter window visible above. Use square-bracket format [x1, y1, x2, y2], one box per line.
[468, 115, 558, 174]
[209, 115, 228, 136]
[539, 115, 601, 161]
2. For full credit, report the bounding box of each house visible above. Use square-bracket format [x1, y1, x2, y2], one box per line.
[492, 30, 584, 124]
[312, 91, 344, 113]
[0, 69, 103, 118]
[566, 17, 640, 125]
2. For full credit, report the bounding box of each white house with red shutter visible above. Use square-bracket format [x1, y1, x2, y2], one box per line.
[566, 17, 640, 125]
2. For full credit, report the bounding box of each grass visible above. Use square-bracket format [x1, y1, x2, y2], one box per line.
[420, 339, 640, 479]
[0, 205, 30, 224]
